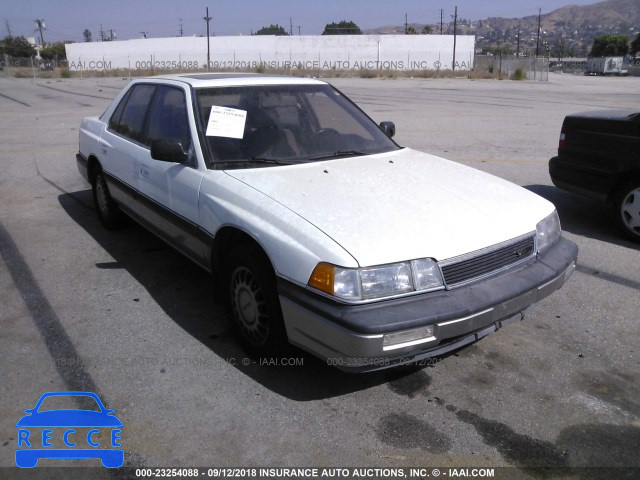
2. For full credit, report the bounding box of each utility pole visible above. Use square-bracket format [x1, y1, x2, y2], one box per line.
[440, 9, 444, 35]
[516, 25, 521, 58]
[99, 25, 106, 42]
[5, 20, 12, 38]
[290, 17, 293, 36]
[452, 6, 457, 71]
[536, 8, 541, 57]
[405, 13, 408, 34]
[203, 7, 212, 70]
[34, 19, 46, 46]
[179, 19, 183, 37]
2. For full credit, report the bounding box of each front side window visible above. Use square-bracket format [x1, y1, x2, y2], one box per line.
[145, 86, 192, 151]
[195, 84, 398, 169]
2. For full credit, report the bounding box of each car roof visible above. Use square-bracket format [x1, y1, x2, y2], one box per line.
[144, 73, 328, 88]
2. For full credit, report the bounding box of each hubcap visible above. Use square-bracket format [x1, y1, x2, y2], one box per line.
[230, 266, 269, 346]
[621, 187, 640, 236]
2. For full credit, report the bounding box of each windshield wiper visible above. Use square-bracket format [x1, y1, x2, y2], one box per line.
[250, 156, 290, 164]
[308, 150, 368, 161]
[214, 158, 291, 170]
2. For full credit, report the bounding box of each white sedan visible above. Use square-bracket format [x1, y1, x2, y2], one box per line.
[77, 73, 578, 371]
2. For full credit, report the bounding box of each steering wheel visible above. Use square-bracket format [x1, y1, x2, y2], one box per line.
[311, 128, 339, 141]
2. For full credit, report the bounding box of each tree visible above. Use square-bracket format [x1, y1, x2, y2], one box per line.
[422, 25, 434, 34]
[589, 34, 629, 57]
[322, 20, 362, 35]
[406, 26, 417, 35]
[254, 24, 289, 36]
[40, 42, 67, 60]
[631, 32, 640, 59]
[83, 29, 92, 42]
[0, 35, 36, 57]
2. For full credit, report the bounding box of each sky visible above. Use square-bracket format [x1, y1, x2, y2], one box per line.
[4, 0, 604, 43]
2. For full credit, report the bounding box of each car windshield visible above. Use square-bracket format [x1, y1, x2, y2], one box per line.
[195, 84, 399, 169]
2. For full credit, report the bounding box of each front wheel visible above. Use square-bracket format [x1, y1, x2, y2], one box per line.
[223, 245, 288, 358]
[614, 180, 640, 242]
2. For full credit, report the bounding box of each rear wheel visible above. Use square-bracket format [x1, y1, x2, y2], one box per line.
[92, 169, 126, 229]
[223, 245, 288, 358]
[614, 179, 640, 242]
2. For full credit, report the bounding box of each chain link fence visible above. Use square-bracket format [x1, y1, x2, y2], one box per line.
[2, 53, 557, 81]
[1, 55, 69, 77]
[473, 56, 549, 81]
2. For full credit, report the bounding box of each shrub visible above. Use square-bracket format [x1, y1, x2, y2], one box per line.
[511, 68, 526, 80]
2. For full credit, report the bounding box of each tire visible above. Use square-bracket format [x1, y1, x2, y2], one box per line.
[223, 245, 288, 358]
[92, 169, 126, 230]
[613, 179, 640, 242]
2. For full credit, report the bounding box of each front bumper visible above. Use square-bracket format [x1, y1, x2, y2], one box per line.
[279, 237, 578, 372]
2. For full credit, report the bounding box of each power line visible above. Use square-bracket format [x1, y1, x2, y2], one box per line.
[452, 6, 458, 70]
[203, 7, 212, 70]
[34, 19, 46, 45]
[536, 8, 542, 57]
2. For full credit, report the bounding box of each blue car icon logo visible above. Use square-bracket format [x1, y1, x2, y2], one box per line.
[16, 391, 123, 468]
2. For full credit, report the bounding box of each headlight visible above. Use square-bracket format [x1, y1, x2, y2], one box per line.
[536, 210, 562, 252]
[308, 258, 444, 302]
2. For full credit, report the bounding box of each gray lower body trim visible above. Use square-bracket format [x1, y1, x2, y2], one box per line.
[280, 239, 577, 372]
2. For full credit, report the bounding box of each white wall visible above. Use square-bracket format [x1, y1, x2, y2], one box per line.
[65, 35, 475, 72]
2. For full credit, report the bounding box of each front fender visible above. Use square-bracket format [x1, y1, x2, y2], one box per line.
[198, 172, 357, 285]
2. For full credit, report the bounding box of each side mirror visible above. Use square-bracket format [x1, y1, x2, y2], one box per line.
[379, 121, 396, 138]
[150, 139, 188, 163]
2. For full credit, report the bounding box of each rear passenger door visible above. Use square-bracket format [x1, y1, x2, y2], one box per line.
[100, 83, 157, 212]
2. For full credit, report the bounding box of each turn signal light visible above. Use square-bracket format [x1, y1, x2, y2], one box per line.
[308, 263, 335, 295]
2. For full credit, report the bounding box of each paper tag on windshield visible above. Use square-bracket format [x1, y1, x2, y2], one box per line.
[206, 106, 247, 139]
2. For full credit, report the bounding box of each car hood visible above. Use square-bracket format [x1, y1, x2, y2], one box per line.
[225, 148, 555, 266]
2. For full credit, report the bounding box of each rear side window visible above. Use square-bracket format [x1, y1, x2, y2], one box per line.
[108, 84, 156, 143]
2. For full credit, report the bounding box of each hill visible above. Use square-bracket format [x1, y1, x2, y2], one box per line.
[364, 0, 640, 57]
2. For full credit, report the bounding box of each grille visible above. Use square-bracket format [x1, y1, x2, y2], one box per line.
[440, 235, 535, 288]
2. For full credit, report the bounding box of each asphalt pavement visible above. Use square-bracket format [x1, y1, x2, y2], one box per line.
[1, 72, 639, 479]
